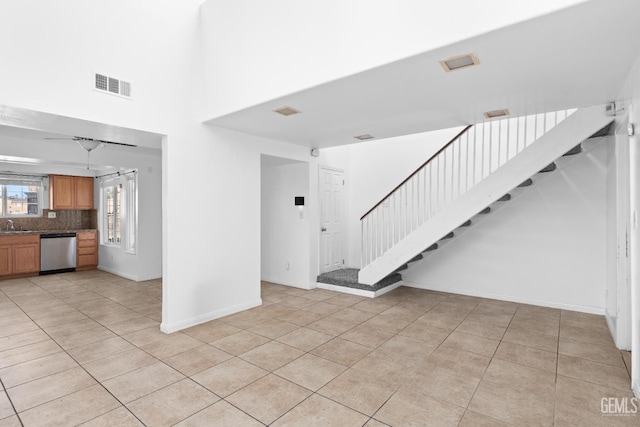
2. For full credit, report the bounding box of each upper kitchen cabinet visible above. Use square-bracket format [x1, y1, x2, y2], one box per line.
[50, 175, 94, 210]
[74, 176, 94, 209]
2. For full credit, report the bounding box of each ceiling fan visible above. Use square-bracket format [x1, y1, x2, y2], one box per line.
[44, 136, 137, 169]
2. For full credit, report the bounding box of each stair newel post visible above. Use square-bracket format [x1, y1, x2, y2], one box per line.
[489, 120, 493, 174]
[422, 166, 427, 225]
[402, 184, 407, 240]
[456, 135, 461, 202]
[505, 118, 510, 163]
[516, 116, 521, 155]
[382, 200, 387, 254]
[367, 214, 372, 265]
[415, 174, 420, 230]
[407, 177, 412, 234]
[390, 193, 395, 246]
[374, 208, 379, 261]
[360, 218, 364, 268]
[435, 156, 440, 214]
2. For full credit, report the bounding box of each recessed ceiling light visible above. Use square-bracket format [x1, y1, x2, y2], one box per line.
[483, 109, 510, 119]
[354, 134, 375, 141]
[439, 53, 480, 72]
[273, 106, 301, 116]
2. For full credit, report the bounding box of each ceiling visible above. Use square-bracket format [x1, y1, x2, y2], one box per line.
[0, 106, 162, 172]
[207, 0, 640, 148]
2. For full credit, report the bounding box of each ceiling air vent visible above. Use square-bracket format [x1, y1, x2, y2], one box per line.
[94, 73, 132, 99]
[273, 106, 301, 116]
[483, 109, 510, 119]
[439, 53, 480, 72]
[354, 134, 375, 141]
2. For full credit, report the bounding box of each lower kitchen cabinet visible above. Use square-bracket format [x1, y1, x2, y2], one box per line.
[13, 242, 40, 273]
[0, 235, 40, 277]
[0, 245, 12, 275]
[77, 230, 98, 269]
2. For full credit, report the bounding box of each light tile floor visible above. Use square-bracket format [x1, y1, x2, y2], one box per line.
[0, 271, 637, 426]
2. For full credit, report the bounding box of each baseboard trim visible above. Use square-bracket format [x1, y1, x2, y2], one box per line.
[261, 276, 314, 290]
[160, 298, 262, 334]
[317, 281, 403, 298]
[402, 280, 605, 315]
[97, 266, 139, 282]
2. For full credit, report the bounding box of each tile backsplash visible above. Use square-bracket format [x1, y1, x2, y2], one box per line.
[2, 210, 97, 231]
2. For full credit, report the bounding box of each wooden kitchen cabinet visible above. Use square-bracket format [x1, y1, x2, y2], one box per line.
[50, 175, 94, 210]
[77, 230, 98, 269]
[0, 245, 12, 275]
[13, 242, 39, 273]
[74, 177, 94, 209]
[0, 235, 40, 277]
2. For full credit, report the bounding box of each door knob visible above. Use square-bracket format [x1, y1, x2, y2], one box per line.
[321, 227, 327, 232]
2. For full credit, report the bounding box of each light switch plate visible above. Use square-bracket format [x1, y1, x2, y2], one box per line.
[48, 212, 56, 218]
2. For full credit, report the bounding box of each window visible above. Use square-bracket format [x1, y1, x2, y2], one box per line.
[104, 183, 121, 244]
[100, 171, 137, 252]
[0, 176, 43, 217]
[124, 175, 137, 253]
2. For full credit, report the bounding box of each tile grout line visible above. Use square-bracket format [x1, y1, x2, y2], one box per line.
[0, 372, 24, 426]
[1, 274, 150, 426]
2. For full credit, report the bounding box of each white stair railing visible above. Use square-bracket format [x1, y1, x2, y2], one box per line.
[360, 109, 577, 269]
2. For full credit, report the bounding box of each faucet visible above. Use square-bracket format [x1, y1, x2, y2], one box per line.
[6, 220, 14, 231]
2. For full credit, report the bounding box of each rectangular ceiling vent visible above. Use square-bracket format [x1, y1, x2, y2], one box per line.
[439, 53, 480, 72]
[353, 134, 375, 141]
[483, 109, 510, 119]
[273, 106, 301, 116]
[94, 73, 132, 99]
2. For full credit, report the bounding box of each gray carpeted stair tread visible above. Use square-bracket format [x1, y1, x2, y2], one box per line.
[459, 220, 471, 227]
[316, 268, 401, 291]
[440, 231, 454, 240]
[518, 178, 533, 187]
[563, 145, 582, 156]
[409, 254, 423, 263]
[423, 243, 438, 253]
[539, 162, 557, 173]
[395, 264, 408, 272]
[479, 207, 491, 214]
[498, 194, 511, 202]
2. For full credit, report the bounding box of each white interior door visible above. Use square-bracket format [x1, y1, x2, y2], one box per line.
[320, 167, 345, 274]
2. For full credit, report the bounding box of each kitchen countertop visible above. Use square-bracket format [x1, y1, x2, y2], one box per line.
[0, 229, 97, 235]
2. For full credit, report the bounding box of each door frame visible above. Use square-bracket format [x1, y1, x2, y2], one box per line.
[318, 165, 347, 274]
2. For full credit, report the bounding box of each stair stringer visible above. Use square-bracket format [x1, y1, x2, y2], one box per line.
[358, 105, 612, 285]
[413, 134, 608, 267]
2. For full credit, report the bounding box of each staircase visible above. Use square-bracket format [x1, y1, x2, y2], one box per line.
[317, 105, 614, 294]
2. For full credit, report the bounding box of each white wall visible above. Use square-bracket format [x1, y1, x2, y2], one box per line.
[401, 140, 609, 313]
[0, 0, 277, 333]
[261, 156, 310, 288]
[200, 0, 588, 120]
[618, 50, 640, 397]
[336, 127, 466, 266]
[96, 159, 162, 282]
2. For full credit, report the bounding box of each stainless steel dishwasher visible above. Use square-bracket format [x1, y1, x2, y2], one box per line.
[40, 233, 77, 274]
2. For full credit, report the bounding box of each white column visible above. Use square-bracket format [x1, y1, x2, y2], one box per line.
[628, 103, 640, 397]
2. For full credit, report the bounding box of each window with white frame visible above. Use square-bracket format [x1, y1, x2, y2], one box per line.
[0, 175, 44, 217]
[100, 171, 137, 252]
[104, 182, 121, 244]
[124, 174, 137, 254]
